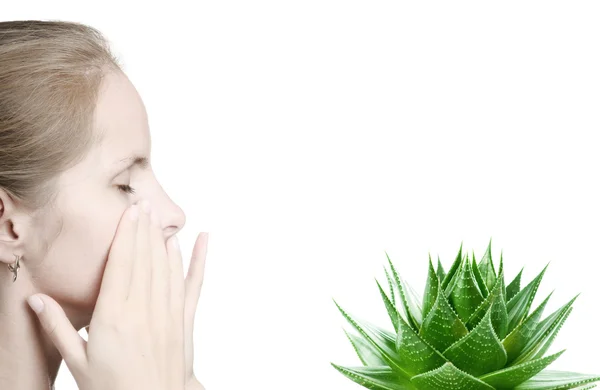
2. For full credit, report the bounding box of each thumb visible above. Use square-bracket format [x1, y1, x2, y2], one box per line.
[27, 294, 87, 375]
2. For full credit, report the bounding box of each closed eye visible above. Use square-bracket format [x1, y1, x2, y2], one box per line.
[117, 184, 136, 195]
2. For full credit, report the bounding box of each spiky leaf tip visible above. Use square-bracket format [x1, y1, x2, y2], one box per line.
[343, 328, 388, 367]
[465, 266, 508, 339]
[507, 266, 525, 302]
[441, 241, 463, 291]
[333, 299, 408, 376]
[510, 294, 578, 366]
[419, 275, 468, 352]
[421, 254, 440, 320]
[385, 252, 423, 331]
[506, 263, 549, 334]
[376, 278, 399, 333]
[384, 266, 396, 307]
[449, 256, 485, 323]
[478, 237, 497, 292]
[436, 255, 446, 282]
[502, 290, 554, 364]
[472, 252, 489, 298]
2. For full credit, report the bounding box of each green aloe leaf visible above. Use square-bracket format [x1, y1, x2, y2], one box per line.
[513, 370, 600, 390]
[384, 267, 396, 307]
[471, 252, 489, 298]
[419, 277, 468, 352]
[376, 279, 399, 333]
[443, 308, 507, 377]
[441, 242, 463, 291]
[502, 291, 554, 364]
[436, 255, 446, 282]
[343, 328, 388, 366]
[512, 306, 574, 367]
[395, 311, 448, 377]
[465, 266, 508, 339]
[507, 266, 524, 302]
[510, 295, 578, 366]
[422, 254, 440, 320]
[449, 256, 485, 323]
[444, 258, 462, 300]
[530, 306, 572, 361]
[386, 252, 423, 331]
[330, 364, 417, 390]
[506, 263, 549, 334]
[498, 251, 507, 303]
[410, 362, 495, 390]
[477, 238, 497, 292]
[334, 299, 410, 376]
[478, 349, 565, 388]
[534, 294, 579, 337]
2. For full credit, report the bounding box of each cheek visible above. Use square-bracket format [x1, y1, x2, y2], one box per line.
[34, 215, 119, 311]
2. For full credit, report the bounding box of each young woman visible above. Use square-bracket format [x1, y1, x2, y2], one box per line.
[0, 20, 207, 390]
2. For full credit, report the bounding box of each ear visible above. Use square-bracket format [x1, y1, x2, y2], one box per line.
[0, 188, 27, 266]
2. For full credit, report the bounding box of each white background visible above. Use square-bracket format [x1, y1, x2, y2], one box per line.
[3, 1, 600, 389]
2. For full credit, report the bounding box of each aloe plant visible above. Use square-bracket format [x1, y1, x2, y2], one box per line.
[332, 239, 600, 389]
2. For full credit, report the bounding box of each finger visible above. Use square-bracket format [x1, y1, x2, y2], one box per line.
[184, 233, 208, 327]
[167, 233, 185, 378]
[150, 209, 170, 330]
[96, 203, 140, 309]
[183, 233, 208, 367]
[150, 206, 169, 310]
[129, 200, 152, 302]
[168, 234, 185, 319]
[28, 294, 87, 375]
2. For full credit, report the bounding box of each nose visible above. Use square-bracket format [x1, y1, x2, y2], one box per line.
[162, 202, 186, 240]
[147, 196, 186, 241]
[143, 172, 187, 240]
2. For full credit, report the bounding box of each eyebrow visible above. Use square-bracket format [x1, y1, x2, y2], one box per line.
[112, 154, 150, 176]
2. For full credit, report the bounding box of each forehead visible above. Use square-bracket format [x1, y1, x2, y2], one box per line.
[94, 71, 150, 157]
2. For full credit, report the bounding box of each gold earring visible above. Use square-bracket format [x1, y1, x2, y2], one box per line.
[7, 254, 21, 283]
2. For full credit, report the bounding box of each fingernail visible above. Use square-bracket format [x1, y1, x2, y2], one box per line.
[27, 295, 44, 314]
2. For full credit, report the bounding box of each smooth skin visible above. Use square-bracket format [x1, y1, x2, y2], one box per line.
[29, 200, 207, 390]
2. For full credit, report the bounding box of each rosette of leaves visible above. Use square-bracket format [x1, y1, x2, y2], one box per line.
[332, 240, 600, 389]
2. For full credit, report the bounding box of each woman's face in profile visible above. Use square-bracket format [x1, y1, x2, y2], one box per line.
[26, 70, 186, 322]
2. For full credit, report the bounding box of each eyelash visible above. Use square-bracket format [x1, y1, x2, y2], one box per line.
[117, 184, 136, 195]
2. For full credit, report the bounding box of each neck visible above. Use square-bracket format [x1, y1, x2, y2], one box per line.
[0, 271, 89, 390]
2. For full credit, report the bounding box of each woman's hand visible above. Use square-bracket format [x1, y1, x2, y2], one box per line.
[27, 200, 192, 390]
[82, 210, 209, 389]
[84, 217, 210, 389]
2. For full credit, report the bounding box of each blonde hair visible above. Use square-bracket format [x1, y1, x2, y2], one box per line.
[0, 20, 123, 212]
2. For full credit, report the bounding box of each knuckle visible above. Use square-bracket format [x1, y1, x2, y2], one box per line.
[45, 318, 59, 337]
